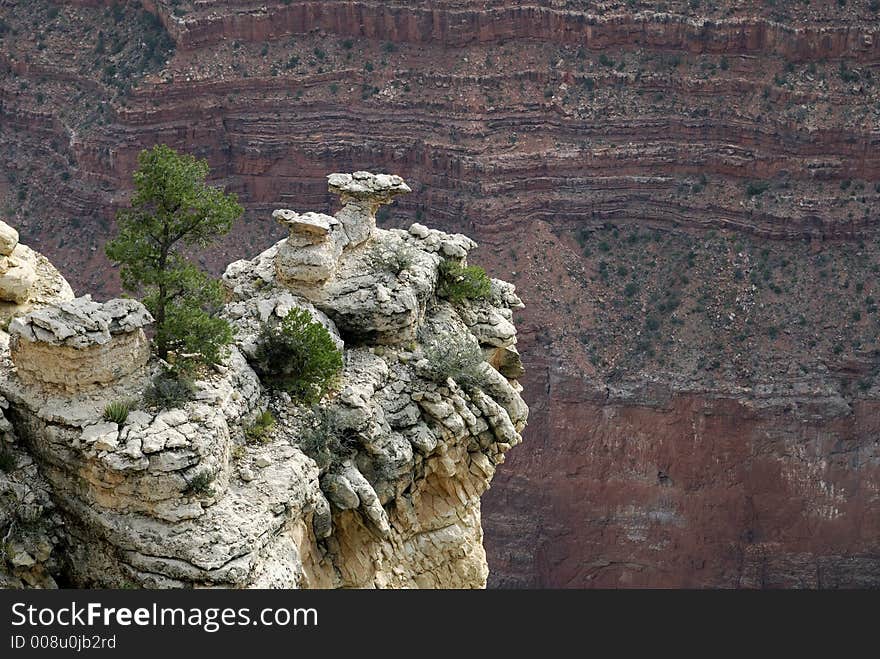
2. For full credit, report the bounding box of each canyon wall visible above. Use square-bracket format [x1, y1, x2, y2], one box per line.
[2, 0, 880, 587]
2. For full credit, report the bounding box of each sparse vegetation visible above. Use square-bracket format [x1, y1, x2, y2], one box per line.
[245, 410, 277, 444]
[422, 335, 485, 388]
[368, 244, 414, 275]
[746, 181, 771, 197]
[103, 400, 132, 425]
[187, 470, 214, 496]
[143, 370, 196, 410]
[437, 259, 492, 303]
[298, 406, 359, 471]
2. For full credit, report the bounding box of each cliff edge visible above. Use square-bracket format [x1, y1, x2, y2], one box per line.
[0, 172, 527, 589]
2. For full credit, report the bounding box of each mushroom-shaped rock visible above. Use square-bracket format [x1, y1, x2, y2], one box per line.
[273, 210, 336, 244]
[9, 296, 154, 392]
[328, 171, 411, 247]
[273, 210, 345, 285]
[328, 171, 412, 205]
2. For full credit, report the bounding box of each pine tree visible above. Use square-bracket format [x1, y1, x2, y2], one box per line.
[105, 144, 243, 366]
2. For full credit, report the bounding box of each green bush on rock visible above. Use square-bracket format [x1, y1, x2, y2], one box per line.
[298, 406, 359, 471]
[252, 309, 343, 403]
[103, 400, 132, 425]
[143, 370, 196, 410]
[422, 335, 485, 388]
[437, 259, 491, 303]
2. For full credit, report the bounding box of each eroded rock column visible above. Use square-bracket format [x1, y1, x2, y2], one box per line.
[327, 171, 411, 247]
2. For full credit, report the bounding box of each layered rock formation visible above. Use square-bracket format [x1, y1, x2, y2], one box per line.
[0, 232, 75, 589]
[3, 0, 880, 588]
[0, 172, 528, 588]
[9, 296, 152, 391]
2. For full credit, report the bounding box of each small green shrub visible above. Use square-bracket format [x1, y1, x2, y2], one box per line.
[437, 259, 491, 303]
[422, 336, 485, 388]
[0, 446, 15, 473]
[245, 410, 276, 444]
[252, 309, 343, 402]
[143, 370, 195, 409]
[187, 470, 214, 496]
[103, 400, 132, 425]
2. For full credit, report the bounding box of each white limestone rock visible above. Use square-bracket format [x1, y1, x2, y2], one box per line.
[0, 220, 19, 256]
[0, 242, 75, 327]
[0, 250, 36, 304]
[8, 296, 153, 393]
[0, 171, 528, 591]
[327, 171, 411, 248]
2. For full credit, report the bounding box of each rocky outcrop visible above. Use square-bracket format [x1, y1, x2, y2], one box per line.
[9, 296, 153, 392]
[0, 175, 528, 588]
[266, 172, 482, 346]
[0, 233, 79, 588]
[0, 220, 41, 307]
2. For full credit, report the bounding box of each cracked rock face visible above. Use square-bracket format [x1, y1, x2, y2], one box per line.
[0, 176, 528, 589]
[0, 399, 63, 589]
[9, 296, 154, 393]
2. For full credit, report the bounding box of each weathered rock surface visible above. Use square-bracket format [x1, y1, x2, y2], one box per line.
[0, 398, 63, 589]
[0, 174, 527, 588]
[0, 237, 75, 327]
[9, 296, 153, 393]
[0, 221, 19, 257]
